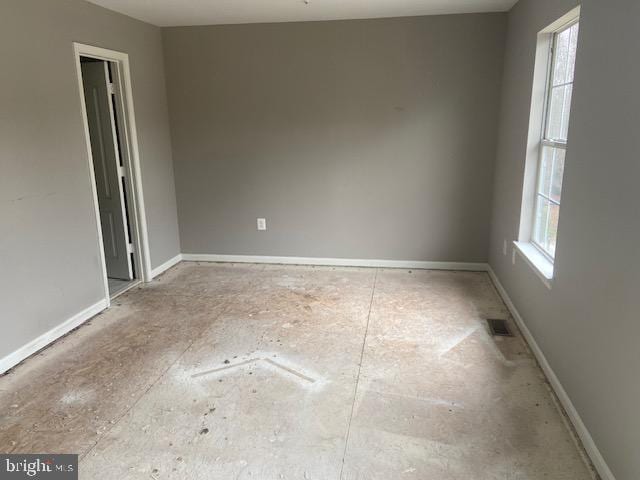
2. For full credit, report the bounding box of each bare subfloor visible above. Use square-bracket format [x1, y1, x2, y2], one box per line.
[0, 263, 595, 479]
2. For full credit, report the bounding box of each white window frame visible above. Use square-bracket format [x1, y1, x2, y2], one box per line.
[530, 17, 578, 263]
[515, 6, 580, 288]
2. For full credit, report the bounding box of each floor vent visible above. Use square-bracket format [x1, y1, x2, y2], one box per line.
[487, 318, 513, 337]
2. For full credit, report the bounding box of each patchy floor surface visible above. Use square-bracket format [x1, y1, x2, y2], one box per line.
[0, 263, 595, 479]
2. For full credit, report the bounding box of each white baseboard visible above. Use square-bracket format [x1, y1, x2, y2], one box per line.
[487, 266, 615, 480]
[150, 253, 183, 279]
[181, 253, 488, 271]
[0, 299, 107, 374]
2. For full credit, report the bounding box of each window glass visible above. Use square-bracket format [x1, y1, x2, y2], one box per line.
[531, 19, 578, 260]
[546, 84, 572, 141]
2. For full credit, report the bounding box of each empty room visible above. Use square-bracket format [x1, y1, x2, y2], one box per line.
[0, 0, 637, 478]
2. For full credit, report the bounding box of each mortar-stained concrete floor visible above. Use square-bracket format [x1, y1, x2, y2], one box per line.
[0, 263, 595, 479]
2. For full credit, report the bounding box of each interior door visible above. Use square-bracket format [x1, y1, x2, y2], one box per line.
[81, 60, 133, 281]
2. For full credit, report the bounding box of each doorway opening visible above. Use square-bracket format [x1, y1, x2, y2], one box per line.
[74, 44, 151, 303]
[81, 57, 137, 298]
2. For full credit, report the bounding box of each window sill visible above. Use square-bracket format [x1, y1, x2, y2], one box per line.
[513, 241, 554, 289]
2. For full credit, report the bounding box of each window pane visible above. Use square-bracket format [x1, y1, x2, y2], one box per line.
[552, 23, 579, 86]
[537, 146, 554, 197]
[552, 26, 571, 85]
[533, 195, 560, 257]
[533, 195, 550, 248]
[549, 147, 565, 203]
[545, 202, 560, 256]
[566, 23, 579, 82]
[546, 84, 572, 141]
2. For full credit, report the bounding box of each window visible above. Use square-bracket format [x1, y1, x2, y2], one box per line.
[515, 8, 579, 286]
[532, 20, 579, 260]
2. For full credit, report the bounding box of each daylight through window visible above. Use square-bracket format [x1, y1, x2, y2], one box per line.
[532, 20, 579, 260]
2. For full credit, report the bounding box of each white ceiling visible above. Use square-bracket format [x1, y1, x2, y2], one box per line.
[87, 0, 518, 27]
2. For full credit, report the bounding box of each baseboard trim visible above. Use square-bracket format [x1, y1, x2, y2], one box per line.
[487, 266, 615, 480]
[181, 254, 488, 271]
[0, 299, 107, 374]
[150, 253, 183, 279]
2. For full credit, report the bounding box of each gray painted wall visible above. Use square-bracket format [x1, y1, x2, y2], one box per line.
[163, 14, 506, 262]
[488, 0, 640, 478]
[0, 0, 180, 359]
[4, 1, 635, 475]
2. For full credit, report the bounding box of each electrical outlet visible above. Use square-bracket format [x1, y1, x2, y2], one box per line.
[503, 239, 508, 256]
[257, 218, 266, 231]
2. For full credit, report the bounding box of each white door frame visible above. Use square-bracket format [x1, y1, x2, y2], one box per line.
[73, 42, 152, 306]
